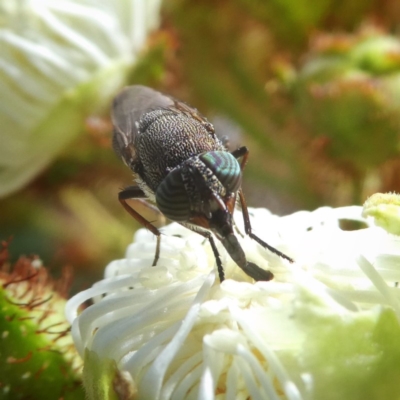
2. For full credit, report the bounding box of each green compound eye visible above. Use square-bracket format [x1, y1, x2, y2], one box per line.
[200, 151, 242, 194]
[156, 168, 191, 222]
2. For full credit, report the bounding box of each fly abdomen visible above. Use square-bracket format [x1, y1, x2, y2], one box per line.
[156, 168, 191, 222]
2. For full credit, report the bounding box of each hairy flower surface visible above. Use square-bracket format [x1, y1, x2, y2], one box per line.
[0, 247, 84, 399]
[66, 206, 400, 400]
[0, 0, 161, 197]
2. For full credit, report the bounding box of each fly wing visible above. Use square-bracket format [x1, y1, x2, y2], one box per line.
[111, 85, 174, 167]
[172, 99, 217, 138]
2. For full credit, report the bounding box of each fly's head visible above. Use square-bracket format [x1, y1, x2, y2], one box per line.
[155, 150, 273, 280]
[155, 150, 241, 236]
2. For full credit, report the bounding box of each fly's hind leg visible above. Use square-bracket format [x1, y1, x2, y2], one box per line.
[119, 185, 162, 266]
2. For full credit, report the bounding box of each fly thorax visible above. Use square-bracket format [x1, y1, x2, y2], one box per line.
[137, 109, 225, 192]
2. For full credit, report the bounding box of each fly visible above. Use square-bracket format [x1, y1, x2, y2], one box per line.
[111, 85, 293, 282]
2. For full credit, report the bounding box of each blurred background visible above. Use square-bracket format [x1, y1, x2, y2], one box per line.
[2, 0, 400, 292]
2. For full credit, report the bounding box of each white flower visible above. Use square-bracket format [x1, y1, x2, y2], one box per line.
[0, 0, 161, 197]
[66, 205, 400, 399]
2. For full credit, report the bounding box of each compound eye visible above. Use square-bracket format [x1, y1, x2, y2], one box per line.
[156, 168, 191, 222]
[200, 151, 242, 194]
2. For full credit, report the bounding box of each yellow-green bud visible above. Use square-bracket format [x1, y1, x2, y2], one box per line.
[363, 192, 400, 235]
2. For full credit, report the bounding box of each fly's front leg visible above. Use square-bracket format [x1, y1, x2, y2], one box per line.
[119, 186, 162, 266]
[230, 146, 249, 236]
[204, 232, 225, 283]
[231, 146, 249, 171]
[180, 223, 225, 283]
[238, 189, 294, 263]
[232, 147, 294, 263]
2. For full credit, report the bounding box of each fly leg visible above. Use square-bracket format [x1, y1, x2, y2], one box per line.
[119, 186, 162, 266]
[180, 223, 225, 283]
[231, 146, 249, 170]
[232, 146, 294, 263]
[238, 189, 294, 263]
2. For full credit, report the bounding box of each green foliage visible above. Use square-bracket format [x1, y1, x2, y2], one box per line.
[294, 31, 400, 174]
[0, 261, 84, 400]
[164, 1, 400, 207]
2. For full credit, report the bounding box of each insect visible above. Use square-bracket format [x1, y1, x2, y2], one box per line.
[111, 85, 293, 282]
